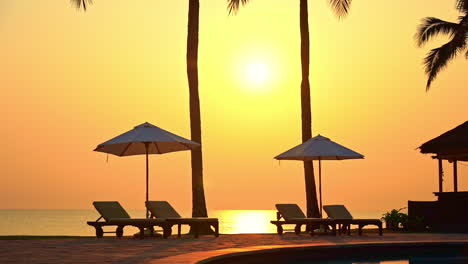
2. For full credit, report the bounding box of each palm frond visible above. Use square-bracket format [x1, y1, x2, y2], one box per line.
[415, 17, 460, 47]
[328, 0, 352, 19]
[71, 0, 92, 11]
[227, 0, 250, 15]
[424, 33, 467, 90]
[456, 0, 468, 13]
[461, 14, 468, 26]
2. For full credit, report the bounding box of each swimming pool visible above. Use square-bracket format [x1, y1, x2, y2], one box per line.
[200, 242, 468, 264]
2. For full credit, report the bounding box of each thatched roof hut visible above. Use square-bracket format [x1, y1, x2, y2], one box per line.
[420, 121, 468, 161]
[419, 121, 468, 192]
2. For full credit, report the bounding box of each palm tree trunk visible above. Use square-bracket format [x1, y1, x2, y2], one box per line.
[187, 0, 208, 218]
[187, 0, 213, 235]
[300, 0, 320, 219]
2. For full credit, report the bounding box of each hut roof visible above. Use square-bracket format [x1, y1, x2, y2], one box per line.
[419, 121, 468, 161]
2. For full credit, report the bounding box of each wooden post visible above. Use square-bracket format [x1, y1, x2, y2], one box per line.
[319, 159, 322, 218]
[145, 142, 150, 218]
[438, 158, 443, 193]
[453, 160, 458, 192]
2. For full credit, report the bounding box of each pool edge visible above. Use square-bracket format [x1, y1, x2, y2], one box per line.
[197, 241, 468, 264]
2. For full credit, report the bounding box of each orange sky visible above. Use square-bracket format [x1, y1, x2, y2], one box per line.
[1, 0, 467, 213]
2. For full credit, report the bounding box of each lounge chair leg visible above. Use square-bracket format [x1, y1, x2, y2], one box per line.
[116, 226, 124, 238]
[95, 226, 104, 238]
[332, 224, 337, 236]
[379, 224, 383, 236]
[295, 224, 302, 235]
[340, 224, 347, 235]
[347, 225, 351, 236]
[310, 228, 315, 237]
[276, 224, 283, 235]
[193, 224, 199, 238]
[214, 222, 219, 237]
[343, 225, 347, 235]
[178, 224, 181, 238]
[163, 224, 172, 239]
[358, 225, 363, 236]
[138, 227, 145, 239]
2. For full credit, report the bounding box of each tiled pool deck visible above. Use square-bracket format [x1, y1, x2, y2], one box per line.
[1, 233, 467, 264]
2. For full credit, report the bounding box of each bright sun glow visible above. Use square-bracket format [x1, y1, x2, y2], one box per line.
[232, 47, 279, 93]
[245, 62, 270, 85]
[217, 210, 276, 234]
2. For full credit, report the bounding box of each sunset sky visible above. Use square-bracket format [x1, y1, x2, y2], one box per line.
[1, 0, 467, 213]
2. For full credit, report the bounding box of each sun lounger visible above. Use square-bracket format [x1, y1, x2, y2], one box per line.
[145, 201, 219, 238]
[87, 201, 171, 239]
[270, 204, 337, 236]
[323, 205, 383, 236]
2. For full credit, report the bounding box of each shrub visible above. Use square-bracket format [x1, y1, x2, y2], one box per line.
[382, 207, 408, 231]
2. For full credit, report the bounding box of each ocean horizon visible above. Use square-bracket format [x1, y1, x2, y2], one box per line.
[0, 209, 385, 236]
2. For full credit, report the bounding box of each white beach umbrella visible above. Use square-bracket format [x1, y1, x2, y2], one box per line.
[275, 135, 364, 216]
[94, 122, 200, 217]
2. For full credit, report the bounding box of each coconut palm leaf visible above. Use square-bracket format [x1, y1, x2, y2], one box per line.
[424, 33, 467, 90]
[328, 0, 352, 19]
[71, 0, 92, 11]
[227, 0, 250, 15]
[456, 0, 468, 13]
[416, 2, 468, 90]
[228, 0, 352, 18]
[415, 17, 460, 47]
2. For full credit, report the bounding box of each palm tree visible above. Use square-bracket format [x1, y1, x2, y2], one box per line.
[187, 0, 210, 224]
[71, 0, 211, 227]
[71, 0, 92, 11]
[416, 0, 468, 90]
[228, 0, 351, 218]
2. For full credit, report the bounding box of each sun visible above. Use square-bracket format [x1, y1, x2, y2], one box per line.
[245, 62, 270, 85]
[231, 48, 279, 93]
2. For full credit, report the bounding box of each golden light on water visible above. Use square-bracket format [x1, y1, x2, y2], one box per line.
[213, 210, 277, 234]
[377, 261, 408, 264]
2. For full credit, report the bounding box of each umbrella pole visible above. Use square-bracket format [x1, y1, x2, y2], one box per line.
[145, 143, 149, 218]
[319, 159, 322, 218]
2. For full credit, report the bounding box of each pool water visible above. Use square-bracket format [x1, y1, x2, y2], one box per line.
[310, 256, 468, 264]
[204, 243, 468, 264]
[296, 246, 468, 264]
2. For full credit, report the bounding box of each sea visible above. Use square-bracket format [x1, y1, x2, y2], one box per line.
[0, 209, 383, 236]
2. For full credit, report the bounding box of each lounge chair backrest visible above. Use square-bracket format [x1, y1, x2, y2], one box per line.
[146, 201, 181, 218]
[275, 204, 306, 220]
[93, 201, 131, 221]
[323, 205, 353, 219]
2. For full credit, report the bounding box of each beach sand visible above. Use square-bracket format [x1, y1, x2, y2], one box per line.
[1, 233, 467, 264]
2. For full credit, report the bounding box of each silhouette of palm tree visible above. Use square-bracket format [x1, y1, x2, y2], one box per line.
[186, 0, 210, 229]
[416, 0, 468, 90]
[71, 0, 210, 228]
[228, 0, 351, 218]
[70, 0, 92, 11]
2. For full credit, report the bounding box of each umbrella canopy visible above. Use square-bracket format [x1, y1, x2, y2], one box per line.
[95, 122, 200, 156]
[275, 135, 364, 161]
[274, 135, 364, 216]
[94, 122, 200, 218]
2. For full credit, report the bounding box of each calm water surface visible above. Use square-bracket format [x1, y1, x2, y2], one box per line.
[0, 209, 381, 236]
[305, 259, 467, 264]
[296, 256, 468, 264]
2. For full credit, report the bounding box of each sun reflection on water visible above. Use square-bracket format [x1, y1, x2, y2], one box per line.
[212, 210, 277, 234]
